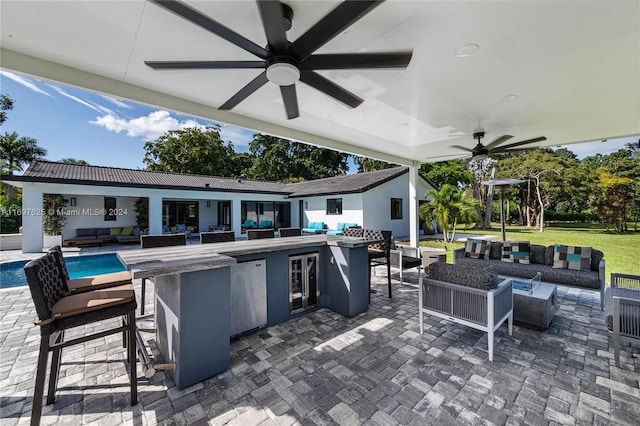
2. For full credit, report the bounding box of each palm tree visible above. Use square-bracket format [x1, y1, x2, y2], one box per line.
[1, 131, 47, 199]
[420, 184, 479, 243]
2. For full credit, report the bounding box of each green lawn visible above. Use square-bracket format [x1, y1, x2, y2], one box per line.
[406, 224, 640, 282]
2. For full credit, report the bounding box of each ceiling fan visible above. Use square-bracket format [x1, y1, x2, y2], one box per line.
[145, 0, 413, 119]
[452, 130, 547, 160]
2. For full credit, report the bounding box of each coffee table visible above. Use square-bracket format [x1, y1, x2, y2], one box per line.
[500, 274, 559, 328]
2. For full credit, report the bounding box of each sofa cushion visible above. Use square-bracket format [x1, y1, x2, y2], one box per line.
[489, 241, 503, 260]
[591, 249, 604, 272]
[427, 262, 498, 290]
[530, 244, 546, 265]
[76, 228, 97, 238]
[121, 226, 133, 236]
[502, 241, 530, 264]
[465, 239, 490, 260]
[553, 244, 592, 271]
[110, 227, 121, 236]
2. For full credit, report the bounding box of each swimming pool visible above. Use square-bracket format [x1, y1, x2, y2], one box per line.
[0, 253, 128, 289]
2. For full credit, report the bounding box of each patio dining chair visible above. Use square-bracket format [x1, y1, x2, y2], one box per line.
[364, 229, 392, 300]
[246, 229, 275, 240]
[24, 253, 137, 426]
[139, 234, 187, 315]
[278, 227, 302, 237]
[48, 246, 132, 294]
[200, 231, 235, 244]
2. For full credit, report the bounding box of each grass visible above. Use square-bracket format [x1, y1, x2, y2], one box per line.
[405, 223, 640, 282]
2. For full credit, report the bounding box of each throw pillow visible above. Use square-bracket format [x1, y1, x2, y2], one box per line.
[553, 244, 592, 271]
[464, 239, 491, 260]
[121, 226, 133, 236]
[109, 227, 121, 236]
[502, 240, 531, 264]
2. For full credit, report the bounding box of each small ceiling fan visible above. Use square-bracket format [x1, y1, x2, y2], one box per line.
[452, 130, 547, 160]
[145, 0, 413, 119]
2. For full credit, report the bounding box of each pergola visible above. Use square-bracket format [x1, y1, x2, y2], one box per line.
[1, 0, 638, 251]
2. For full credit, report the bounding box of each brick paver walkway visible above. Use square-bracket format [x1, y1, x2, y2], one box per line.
[1, 269, 639, 425]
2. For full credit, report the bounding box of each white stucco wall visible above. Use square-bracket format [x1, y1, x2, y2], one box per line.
[301, 193, 364, 230]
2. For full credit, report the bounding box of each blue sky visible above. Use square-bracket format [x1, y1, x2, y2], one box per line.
[1, 70, 637, 174]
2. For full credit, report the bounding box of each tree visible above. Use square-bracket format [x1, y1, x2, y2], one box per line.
[0, 131, 47, 200]
[419, 184, 479, 243]
[0, 94, 13, 126]
[592, 170, 633, 232]
[143, 126, 240, 176]
[419, 159, 473, 189]
[60, 158, 89, 165]
[0, 131, 47, 174]
[354, 157, 397, 173]
[243, 134, 350, 181]
[42, 194, 68, 236]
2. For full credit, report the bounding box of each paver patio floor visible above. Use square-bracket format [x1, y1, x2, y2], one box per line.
[1, 268, 639, 425]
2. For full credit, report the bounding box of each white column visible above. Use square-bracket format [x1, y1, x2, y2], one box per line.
[409, 164, 419, 248]
[21, 184, 44, 253]
[232, 198, 242, 236]
[148, 195, 163, 235]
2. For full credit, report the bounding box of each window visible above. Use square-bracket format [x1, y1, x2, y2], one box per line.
[104, 197, 116, 221]
[326, 198, 342, 215]
[391, 198, 403, 220]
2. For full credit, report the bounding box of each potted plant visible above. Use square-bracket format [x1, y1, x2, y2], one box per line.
[134, 197, 149, 234]
[42, 194, 68, 247]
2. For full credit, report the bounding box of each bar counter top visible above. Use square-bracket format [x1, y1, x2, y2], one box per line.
[117, 235, 372, 279]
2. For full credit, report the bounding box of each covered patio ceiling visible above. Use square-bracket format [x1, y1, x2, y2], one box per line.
[1, 0, 638, 166]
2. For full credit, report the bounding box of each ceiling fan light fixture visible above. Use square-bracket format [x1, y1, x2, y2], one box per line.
[454, 44, 479, 58]
[266, 62, 300, 86]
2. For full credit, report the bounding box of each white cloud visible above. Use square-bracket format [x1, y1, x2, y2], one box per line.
[90, 110, 205, 139]
[0, 70, 54, 97]
[219, 125, 255, 146]
[45, 84, 116, 115]
[100, 95, 133, 109]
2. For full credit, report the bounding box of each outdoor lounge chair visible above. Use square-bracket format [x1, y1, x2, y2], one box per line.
[326, 222, 359, 236]
[606, 273, 640, 367]
[242, 219, 256, 229]
[139, 234, 187, 314]
[24, 253, 137, 426]
[258, 220, 273, 228]
[200, 231, 235, 244]
[48, 246, 132, 294]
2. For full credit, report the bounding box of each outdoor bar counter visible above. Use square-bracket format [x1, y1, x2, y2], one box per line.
[117, 235, 372, 388]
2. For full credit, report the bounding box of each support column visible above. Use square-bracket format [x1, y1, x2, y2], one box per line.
[409, 164, 419, 248]
[232, 199, 242, 236]
[148, 195, 163, 235]
[22, 184, 44, 253]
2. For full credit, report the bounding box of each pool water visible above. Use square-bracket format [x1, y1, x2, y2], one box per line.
[0, 254, 127, 289]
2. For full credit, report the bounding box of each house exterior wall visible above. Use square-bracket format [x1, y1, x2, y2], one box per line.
[301, 193, 364, 230]
[362, 174, 432, 238]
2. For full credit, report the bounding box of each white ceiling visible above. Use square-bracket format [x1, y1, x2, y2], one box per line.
[1, 0, 638, 165]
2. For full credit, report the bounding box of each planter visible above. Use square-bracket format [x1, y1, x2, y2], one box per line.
[43, 235, 63, 249]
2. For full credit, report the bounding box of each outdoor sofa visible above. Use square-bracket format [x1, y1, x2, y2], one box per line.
[420, 262, 513, 361]
[326, 222, 359, 236]
[65, 227, 141, 246]
[302, 222, 325, 234]
[454, 239, 606, 310]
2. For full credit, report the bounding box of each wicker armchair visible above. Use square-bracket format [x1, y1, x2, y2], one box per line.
[364, 229, 392, 299]
[606, 273, 640, 367]
[246, 228, 275, 240]
[279, 227, 302, 237]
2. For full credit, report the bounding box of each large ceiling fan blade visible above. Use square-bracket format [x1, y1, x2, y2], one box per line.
[145, 60, 266, 69]
[300, 71, 363, 108]
[484, 135, 513, 150]
[257, 0, 290, 55]
[496, 136, 547, 151]
[291, 0, 384, 61]
[451, 145, 474, 153]
[151, 0, 270, 59]
[301, 52, 413, 70]
[219, 72, 269, 110]
[280, 85, 299, 119]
